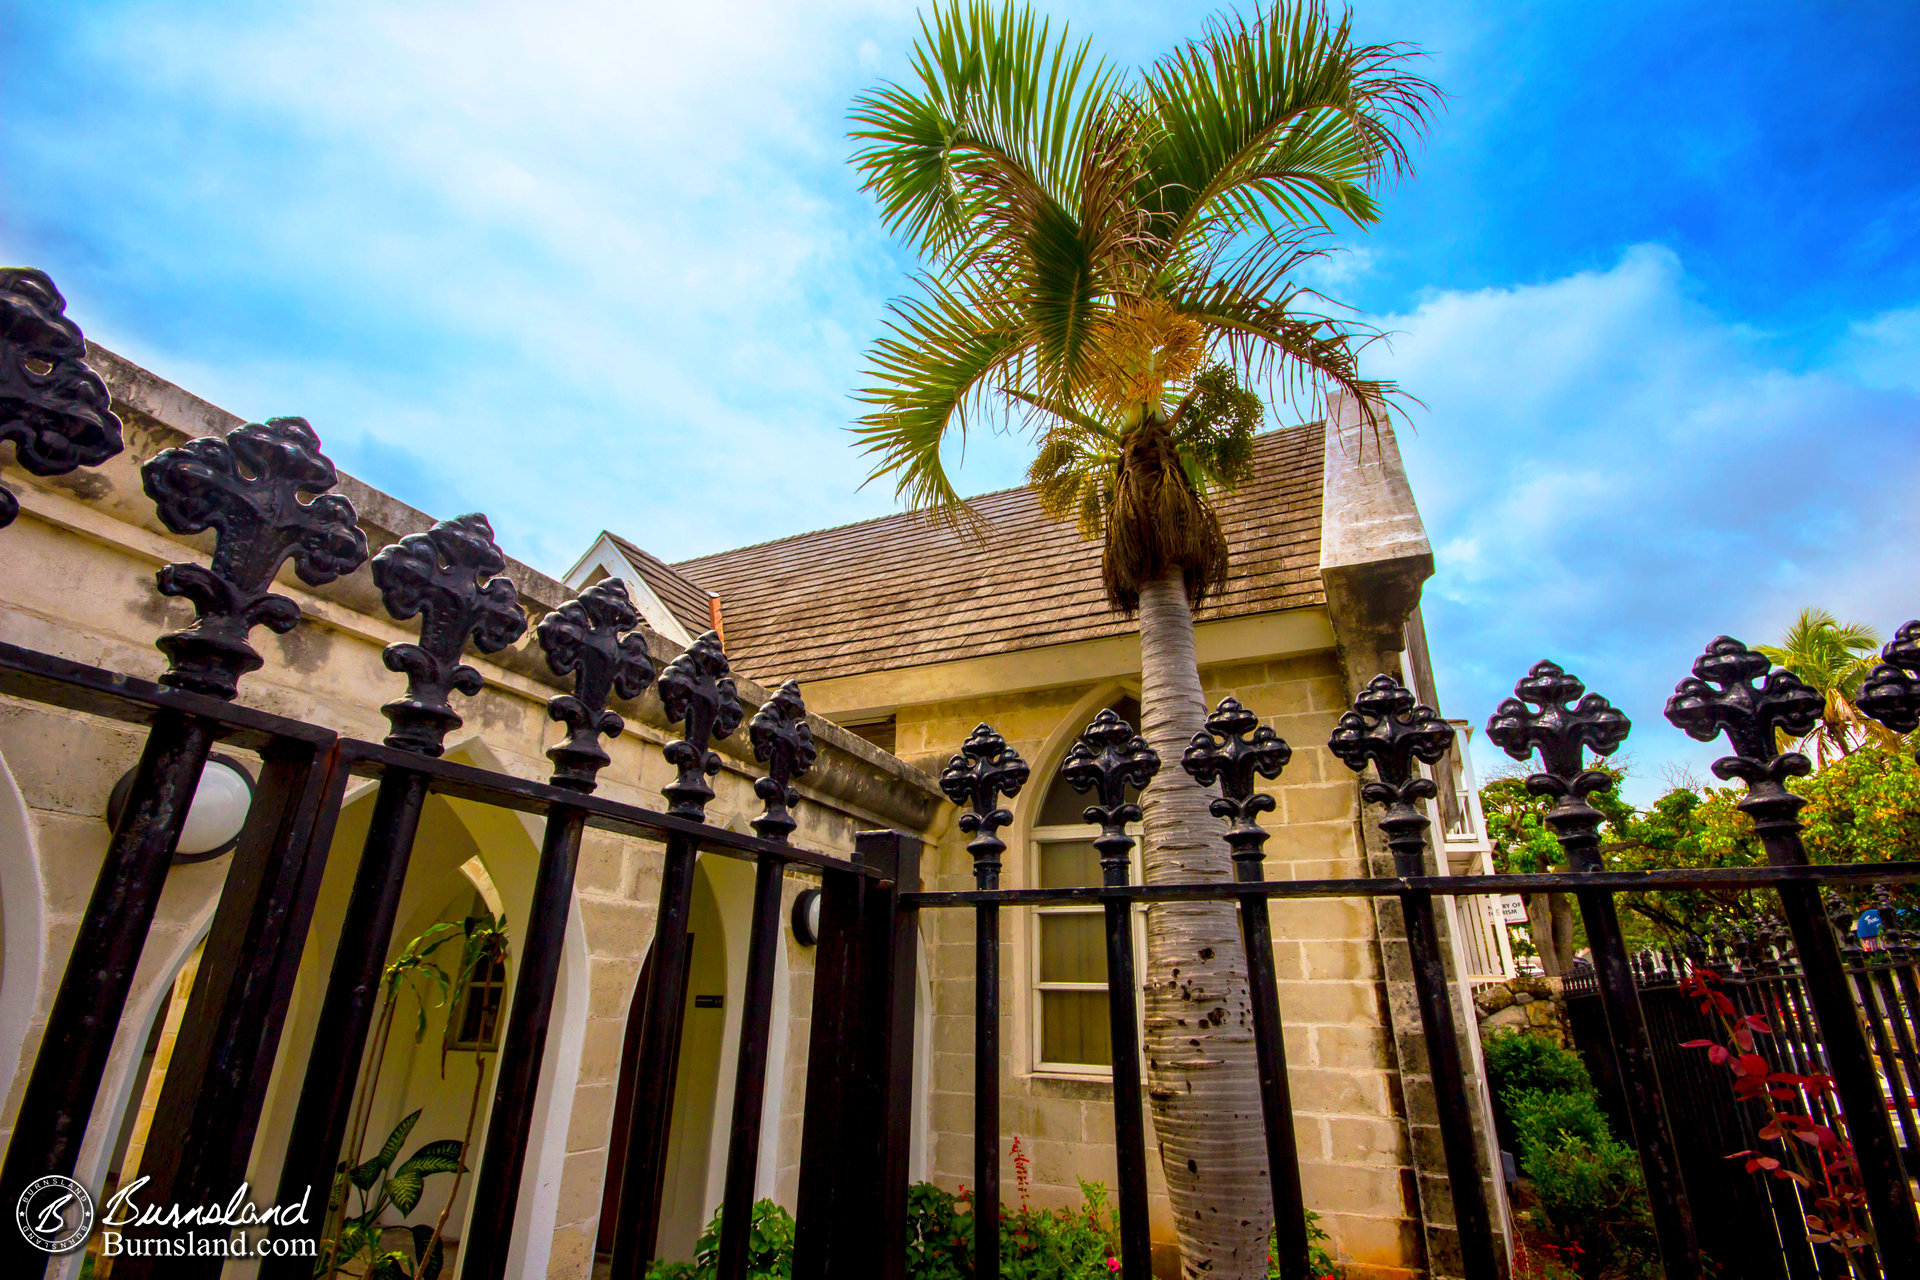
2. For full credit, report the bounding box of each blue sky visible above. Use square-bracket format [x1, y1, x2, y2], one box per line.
[4, 1, 1918, 795]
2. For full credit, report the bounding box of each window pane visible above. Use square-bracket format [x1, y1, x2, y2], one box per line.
[1041, 990, 1112, 1066]
[1039, 912, 1109, 984]
[1038, 840, 1100, 889]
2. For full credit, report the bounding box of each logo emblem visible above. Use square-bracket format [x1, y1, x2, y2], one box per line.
[15, 1175, 93, 1253]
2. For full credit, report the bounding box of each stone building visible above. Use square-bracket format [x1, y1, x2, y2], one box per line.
[0, 344, 1510, 1279]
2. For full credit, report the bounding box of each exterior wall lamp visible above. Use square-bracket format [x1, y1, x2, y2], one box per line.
[791, 888, 822, 947]
[105, 753, 257, 863]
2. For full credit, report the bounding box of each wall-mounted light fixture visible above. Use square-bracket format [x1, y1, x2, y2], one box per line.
[105, 753, 257, 864]
[791, 888, 822, 947]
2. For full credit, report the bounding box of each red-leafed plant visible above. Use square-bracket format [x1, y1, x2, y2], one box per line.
[1678, 968, 1872, 1255]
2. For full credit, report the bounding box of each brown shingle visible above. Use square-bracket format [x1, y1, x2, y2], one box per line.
[668, 423, 1325, 685]
[605, 533, 716, 638]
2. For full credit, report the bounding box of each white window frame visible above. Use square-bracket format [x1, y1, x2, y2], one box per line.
[1028, 823, 1146, 1080]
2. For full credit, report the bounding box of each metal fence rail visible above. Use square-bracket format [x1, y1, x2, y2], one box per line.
[6, 268, 1920, 1280]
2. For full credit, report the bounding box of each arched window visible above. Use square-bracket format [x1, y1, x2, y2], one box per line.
[1030, 696, 1142, 1074]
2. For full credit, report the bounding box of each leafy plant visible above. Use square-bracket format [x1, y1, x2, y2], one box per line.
[316, 1109, 465, 1279]
[1265, 1210, 1341, 1278]
[645, 1199, 795, 1280]
[1482, 1032, 1653, 1279]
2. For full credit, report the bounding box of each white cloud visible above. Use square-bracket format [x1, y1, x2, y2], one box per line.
[1843, 306, 1920, 393]
[1372, 246, 1920, 797]
[54, 0, 930, 570]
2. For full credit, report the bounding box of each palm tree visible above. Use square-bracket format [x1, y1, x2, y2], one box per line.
[1758, 607, 1885, 767]
[851, 5, 1436, 1275]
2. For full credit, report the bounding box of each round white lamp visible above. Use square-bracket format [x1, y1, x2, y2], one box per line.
[791, 888, 822, 947]
[105, 753, 257, 863]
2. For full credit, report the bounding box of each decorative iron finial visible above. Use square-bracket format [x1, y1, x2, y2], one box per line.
[938, 724, 1030, 888]
[142, 416, 367, 700]
[537, 577, 655, 792]
[657, 630, 743, 820]
[372, 513, 527, 755]
[1664, 636, 1821, 789]
[1328, 673, 1454, 874]
[1061, 708, 1160, 883]
[1181, 696, 1291, 871]
[1858, 621, 1920, 758]
[1485, 660, 1631, 872]
[0, 268, 123, 528]
[749, 681, 816, 842]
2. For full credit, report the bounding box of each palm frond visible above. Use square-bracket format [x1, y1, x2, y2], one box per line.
[1166, 274, 1400, 429]
[850, 1, 1119, 268]
[852, 276, 1034, 516]
[1139, 0, 1439, 256]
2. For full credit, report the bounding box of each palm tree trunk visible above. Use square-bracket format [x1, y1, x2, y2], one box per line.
[1136, 569, 1269, 1280]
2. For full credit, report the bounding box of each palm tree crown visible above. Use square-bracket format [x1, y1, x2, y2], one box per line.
[850, 0, 1437, 611]
[1758, 607, 1886, 764]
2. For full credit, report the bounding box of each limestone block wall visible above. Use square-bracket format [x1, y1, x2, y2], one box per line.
[894, 649, 1421, 1280]
[0, 350, 944, 1278]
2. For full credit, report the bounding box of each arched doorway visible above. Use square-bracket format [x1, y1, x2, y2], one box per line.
[598, 859, 730, 1265]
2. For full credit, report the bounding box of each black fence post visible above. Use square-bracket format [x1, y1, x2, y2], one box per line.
[0, 411, 366, 1278]
[1486, 660, 1701, 1280]
[716, 682, 816, 1280]
[610, 631, 743, 1278]
[1182, 696, 1310, 1280]
[122, 736, 348, 1278]
[461, 579, 656, 1280]
[875, 831, 924, 1280]
[792, 830, 916, 1280]
[269, 513, 525, 1275]
[1062, 709, 1160, 1280]
[1331, 675, 1501, 1280]
[1667, 635, 1920, 1272]
[937, 724, 1029, 1280]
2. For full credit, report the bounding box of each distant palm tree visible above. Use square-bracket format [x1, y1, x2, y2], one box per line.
[1758, 607, 1885, 766]
[850, 4, 1436, 1274]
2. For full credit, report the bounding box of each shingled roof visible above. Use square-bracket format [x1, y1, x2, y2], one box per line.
[605, 532, 716, 638]
[669, 423, 1326, 685]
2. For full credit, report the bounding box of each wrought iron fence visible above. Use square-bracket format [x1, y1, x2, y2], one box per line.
[4, 268, 1920, 1280]
[1565, 916, 1920, 1280]
[0, 270, 917, 1280]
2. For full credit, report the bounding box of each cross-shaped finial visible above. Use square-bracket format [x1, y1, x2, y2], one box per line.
[1062, 708, 1161, 883]
[657, 630, 744, 820]
[749, 681, 817, 842]
[143, 416, 368, 700]
[0, 268, 124, 529]
[1859, 621, 1920, 761]
[1181, 696, 1290, 871]
[1485, 661, 1631, 872]
[1664, 636, 1822, 788]
[537, 577, 656, 792]
[372, 512, 528, 756]
[1328, 674, 1454, 874]
[938, 724, 1030, 888]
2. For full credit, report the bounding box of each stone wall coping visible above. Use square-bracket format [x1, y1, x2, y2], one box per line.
[75, 342, 945, 826]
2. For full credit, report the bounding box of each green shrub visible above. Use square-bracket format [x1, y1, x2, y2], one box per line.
[651, 1181, 1122, 1280]
[645, 1199, 794, 1280]
[904, 1180, 972, 1280]
[1482, 1030, 1591, 1102]
[1505, 1088, 1612, 1157]
[1519, 1128, 1655, 1280]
